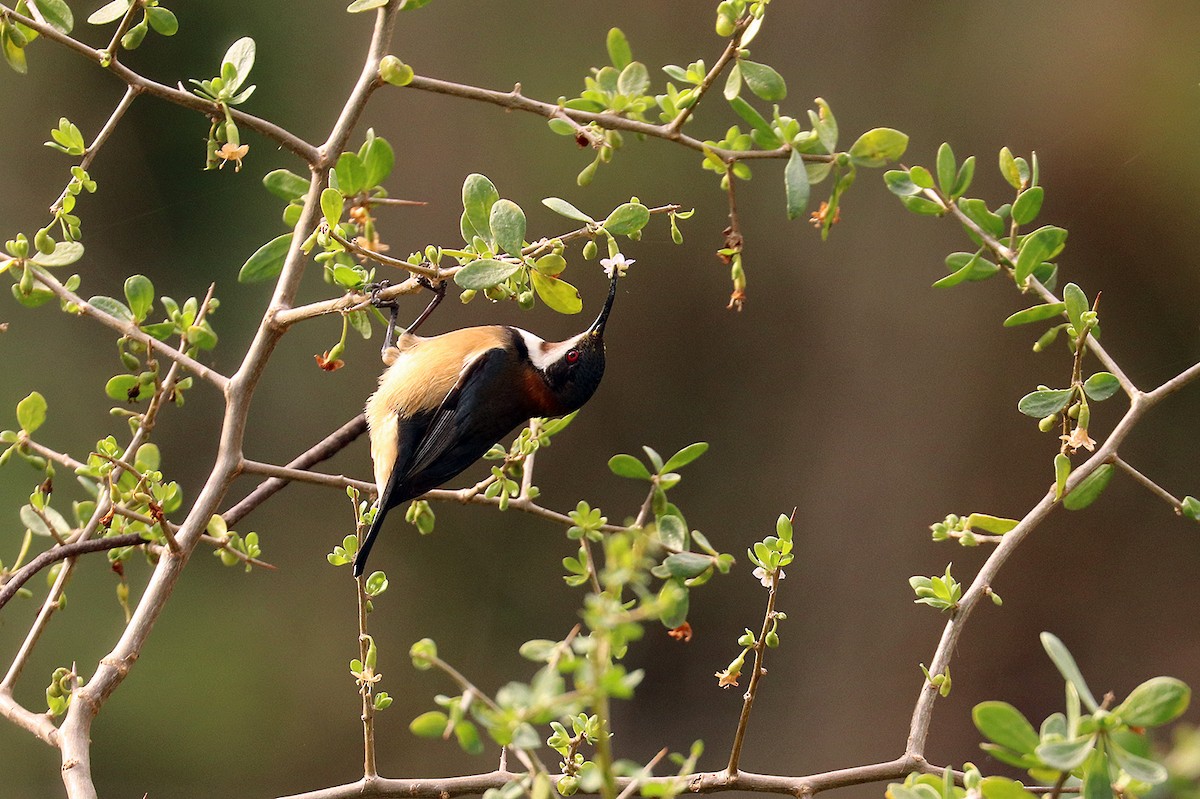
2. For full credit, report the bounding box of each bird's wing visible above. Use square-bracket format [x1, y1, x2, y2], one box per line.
[400, 347, 515, 485]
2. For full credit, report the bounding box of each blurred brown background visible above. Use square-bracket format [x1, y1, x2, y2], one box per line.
[2, 2, 1200, 797]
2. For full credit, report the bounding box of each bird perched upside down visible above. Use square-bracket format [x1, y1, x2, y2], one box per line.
[355, 272, 620, 576]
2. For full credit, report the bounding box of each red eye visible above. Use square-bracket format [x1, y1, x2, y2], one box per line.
[566, 349, 580, 364]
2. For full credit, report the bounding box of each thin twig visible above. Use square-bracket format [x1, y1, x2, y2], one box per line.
[0, 533, 146, 611]
[223, 416, 369, 527]
[50, 86, 140, 214]
[275, 756, 934, 799]
[28, 266, 228, 391]
[1112, 456, 1183, 512]
[664, 21, 747, 134]
[726, 572, 779, 775]
[400, 75, 831, 166]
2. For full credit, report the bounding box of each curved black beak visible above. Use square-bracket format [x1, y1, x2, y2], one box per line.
[588, 271, 620, 337]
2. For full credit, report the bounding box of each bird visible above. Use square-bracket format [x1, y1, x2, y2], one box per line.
[354, 271, 620, 576]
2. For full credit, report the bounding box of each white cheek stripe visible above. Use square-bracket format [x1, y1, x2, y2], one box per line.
[514, 328, 585, 371]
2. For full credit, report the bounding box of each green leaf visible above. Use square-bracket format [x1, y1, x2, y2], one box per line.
[885, 169, 922, 197]
[957, 198, 1005, 238]
[1012, 186, 1044, 225]
[1082, 372, 1120, 402]
[145, 6, 177, 35]
[606, 27, 632, 69]
[489, 199, 526, 256]
[999, 146, 1022, 189]
[335, 152, 367, 195]
[359, 134, 394, 188]
[784, 148, 810, 220]
[123, 275, 154, 321]
[901, 196, 944, 216]
[455, 720, 484, 755]
[936, 142, 956, 195]
[221, 37, 256, 94]
[21, 504, 70, 538]
[409, 711, 448, 738]
[1054, 453, 1071, 501]
[656, 515, 687, 550]
[1063, 464, 1114, 512]
[88, 295, 133, 323]
[1082, 750, 1113, 799]
[529, 271, 582, 314]
[238, 233, 293, 283]
[34, 0, 74, 33]
[453, 258, 521, 290]
[738, 60, 787, 101]
[617, 61, 649, 97]
[1017, 388, 1074, 418]
[16, 391, 47, 434]
[660, 552, 713, 579]
[602, 202, 650, 236]
[533, 253, 566, 276]
[609, 454, 651, 480]
[105, 374, 143, 402]
[347, 0, 388, 10]
[541, 197, 594, 223]
[1040, 632, 1100, 711]
[1015, 226, 1068, 284]
[1182, 496, 1200, 520]
[320, 188, 343, 227]
[462, 173, 499, 242]
[966, 514, 1018, 535]
[728, 97, 780, 146]
[1037, 735, 1096, 771]
[263, 169, 310, 201]
[978, 777, 1038, 799]
[931, 251, 999, 288]
[1107, 738, 1168, 784]
[972, 701, 1040, 753]
[1064, 282, 1088, 329]
[663, 442, 708, 473]
[87, 0, 130, 25]
[848, 128, 909, 167]
[1115, 676, 1191, 727]
[30, 241, 84, 266]
[1004, 302, 1066, 327]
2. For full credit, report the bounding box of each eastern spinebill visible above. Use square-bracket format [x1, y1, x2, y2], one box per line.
[355, 272, 620, 576]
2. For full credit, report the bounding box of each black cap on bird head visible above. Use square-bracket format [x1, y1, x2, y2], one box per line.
[540, 271, 620, 414]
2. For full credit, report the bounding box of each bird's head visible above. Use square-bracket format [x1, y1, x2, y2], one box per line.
[526, 271, 619, 414]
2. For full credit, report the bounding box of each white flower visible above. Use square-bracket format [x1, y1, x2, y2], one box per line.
[600, 253, 635, 278]
[752, 566, 784, 587]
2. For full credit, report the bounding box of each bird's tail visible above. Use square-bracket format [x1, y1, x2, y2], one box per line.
[353, 501, 389, 577]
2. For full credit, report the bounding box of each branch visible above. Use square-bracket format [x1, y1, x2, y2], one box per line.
[223, 415, 369, 527]
[275, 204, 680, 327]
[0, 533, 146, 611]
[29, 266, 229, 391]
[921, 186, 1138, 398]
[726, 572, 780, 775]
[0, 4, 320, 165]
[664, 21, 747, 135]
[400, 75, 825, 165]
[1112, 456, 1184, 513]
[276, 757, 930, 799]
[50, 85, 139, 214]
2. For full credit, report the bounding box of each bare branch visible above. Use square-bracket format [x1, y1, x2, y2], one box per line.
[0, 533, 146, 612]
[223, 416, 369, 527]
[1113, 456, 1184, 513]
[275, 757, 930, 799]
